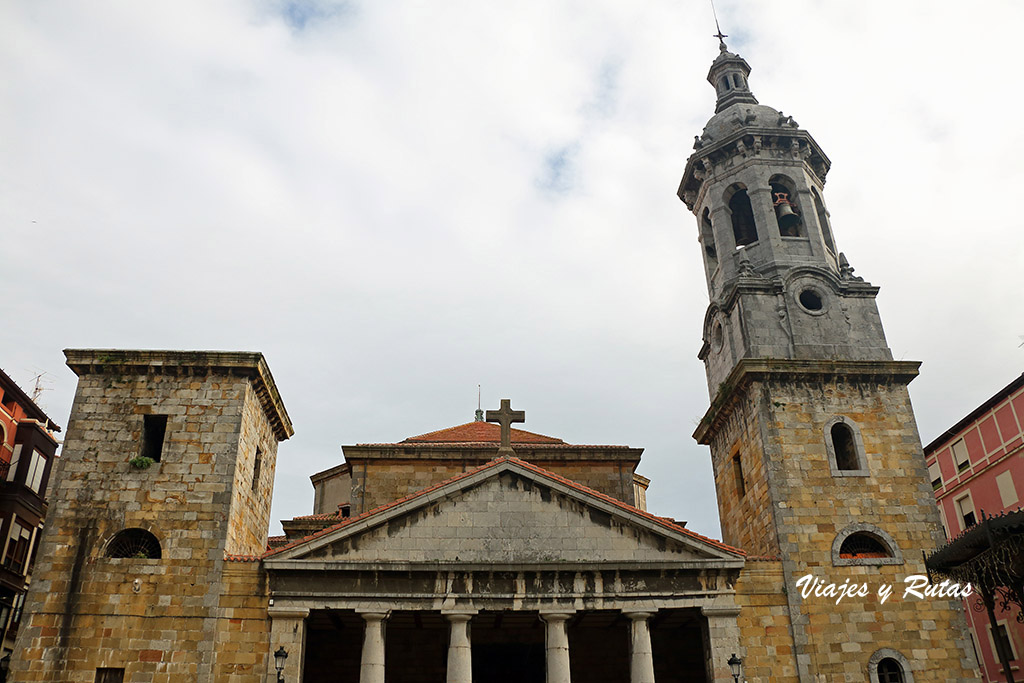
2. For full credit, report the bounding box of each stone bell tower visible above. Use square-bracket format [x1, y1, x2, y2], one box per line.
[679, 42, 979, 682]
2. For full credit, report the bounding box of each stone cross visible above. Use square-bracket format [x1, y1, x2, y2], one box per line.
[485, 399, 525, 455]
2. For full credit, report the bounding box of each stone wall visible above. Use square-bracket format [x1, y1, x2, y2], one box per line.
[733, 559, 798, 682]
[354, 457, 637, 514]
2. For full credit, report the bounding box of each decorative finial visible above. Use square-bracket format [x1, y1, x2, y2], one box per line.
[474, 384, 484, 421]
[711, 0, 728, 50]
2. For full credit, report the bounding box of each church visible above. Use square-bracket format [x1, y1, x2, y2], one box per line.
[10, 43, 980, 682]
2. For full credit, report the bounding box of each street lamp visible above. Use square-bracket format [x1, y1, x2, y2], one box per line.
[727, 653, 743, 683]
[274, 646, 288, 682]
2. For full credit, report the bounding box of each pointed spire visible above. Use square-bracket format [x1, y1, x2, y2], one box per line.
[474, 384, 484, 421]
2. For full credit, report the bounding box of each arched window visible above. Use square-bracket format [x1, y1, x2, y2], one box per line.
[831, 423, 858, 470]
[824, 416, 867, 475]
[770, 178, 802, 237]
[839, 532, 891, 560]
[833, 525, 902, 567]
[868, 649, 913, 683]
[727, 188, 758, 247]
[106, 528, 161, 559]
[701, 208, 719, 271]
[811, 188, 836, 253]
[720, 76, 731, 92]
[877, 659, 905, 683]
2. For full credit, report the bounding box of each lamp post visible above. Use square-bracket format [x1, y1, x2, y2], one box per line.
[274, 646, 288, 682]
[727, 653, 742, 683]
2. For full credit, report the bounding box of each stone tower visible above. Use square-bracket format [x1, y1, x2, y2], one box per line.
[679, 44, 980, 681]
[11, 350, 292, 682]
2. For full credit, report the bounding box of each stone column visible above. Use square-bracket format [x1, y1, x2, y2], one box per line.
[268, 607, 309, 683]
[540, 612, 573, 683]
[444, 612, 474, 683]
[701, 606, 742, 683]
[624, 611, 656, 683]
[359, 611, 389, 683]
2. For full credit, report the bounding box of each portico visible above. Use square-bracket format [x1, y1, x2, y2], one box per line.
[264, 458, 745, 682]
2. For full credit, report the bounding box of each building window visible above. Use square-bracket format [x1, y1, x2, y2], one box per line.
[3, 518, 33, 574]
[824, 416, 868, 476]
[25, 449, 46, 494]
[5, 444, 20, 482]
[251, 447, 263, 493]
[141, 414, 168, 463]
[928, 461, 942, 490]
[989, 620, 1019, 663]
[732, 453, 746, 497]
[727, 187, 758, 247]
[105, 528, 161, 559]
[952, 438, 970, 472]
[839, 532, 891, 560]
[996, 470, 1018, 507]
[833, 524, 903, 566]
[955, 493, 976, 530]
[877, 658, 905, 683]
[868, 648, 914, 683]
[95, 668, 125, 683]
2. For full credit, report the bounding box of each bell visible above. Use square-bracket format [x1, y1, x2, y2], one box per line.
[773, 193, 801, 235]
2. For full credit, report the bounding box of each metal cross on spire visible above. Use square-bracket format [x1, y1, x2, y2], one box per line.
[485, 399, 525, 455]
[710, 0, 728, 49]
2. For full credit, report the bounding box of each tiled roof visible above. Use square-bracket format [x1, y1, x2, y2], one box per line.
[264, 456, 744, 559]
[399, 421, 565, 444]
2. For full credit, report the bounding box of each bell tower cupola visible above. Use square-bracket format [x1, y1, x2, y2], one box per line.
[708, 42, 758, 112]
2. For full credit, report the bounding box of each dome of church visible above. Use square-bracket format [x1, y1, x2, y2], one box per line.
[699, 101, 787, 143]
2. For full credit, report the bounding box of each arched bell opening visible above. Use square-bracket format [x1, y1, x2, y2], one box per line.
[811, 187, 837, 254]
[769, 177, 802, 237]
[700, 208, 719, 272]
[725, 185, 757, 248]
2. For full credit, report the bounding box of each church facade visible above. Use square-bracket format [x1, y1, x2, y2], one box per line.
[10, 45, 981, 683]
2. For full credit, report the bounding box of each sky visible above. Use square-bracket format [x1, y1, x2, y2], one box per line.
[2, 0, 1022, 539]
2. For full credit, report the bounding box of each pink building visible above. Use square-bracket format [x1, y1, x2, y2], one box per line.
[925, 372, 1024, 682]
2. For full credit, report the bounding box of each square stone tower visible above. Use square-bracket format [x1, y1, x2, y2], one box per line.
[11, 350, 292, 682]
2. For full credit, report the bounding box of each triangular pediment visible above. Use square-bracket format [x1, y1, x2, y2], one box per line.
[265, 458, 742, 567]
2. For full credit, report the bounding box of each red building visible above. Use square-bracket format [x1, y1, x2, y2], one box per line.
[0, 368, 60, 662]
[925, 372, 1024, 682]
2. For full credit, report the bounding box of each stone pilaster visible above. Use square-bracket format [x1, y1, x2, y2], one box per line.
[702, 606, 742, 683]
[269, 607, 309, 683]
[624, 611, 656, 683]
[540, 612, 573, 683]
[359, 611, 389, 683]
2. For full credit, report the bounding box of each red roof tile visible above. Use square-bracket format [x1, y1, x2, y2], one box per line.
[264, 456, 744, 559]
[400, 421, 565, 444]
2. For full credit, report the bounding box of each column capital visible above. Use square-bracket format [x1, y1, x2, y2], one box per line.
[443, 611, 477, 623]
[268, 607, 310, 619]
[623, 611, 655, 621]
[539, 611, 574, 622]
[357, 610, 390, 622]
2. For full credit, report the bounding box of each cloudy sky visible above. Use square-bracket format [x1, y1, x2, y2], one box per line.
[2, 1, 1021, 539]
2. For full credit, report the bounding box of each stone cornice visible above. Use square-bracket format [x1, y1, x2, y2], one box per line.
[64, 348, 294, 441]
[693, 358, 921, 444]
[343, 444, 643, 463]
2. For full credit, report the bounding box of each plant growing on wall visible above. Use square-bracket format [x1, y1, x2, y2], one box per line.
[128, 455, 154, 469]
